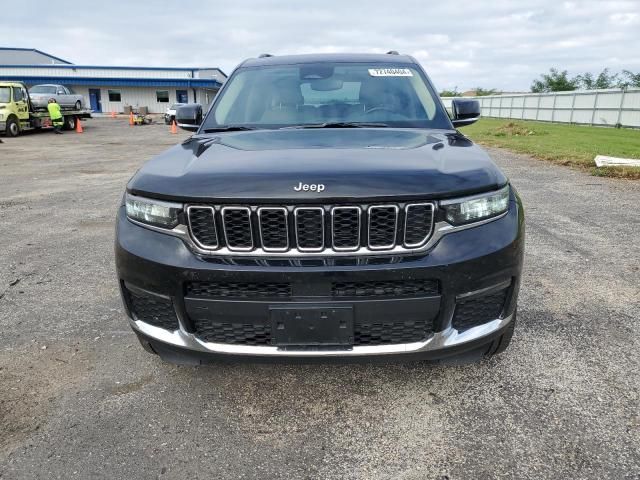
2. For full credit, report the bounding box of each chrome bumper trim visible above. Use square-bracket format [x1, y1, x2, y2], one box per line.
[130, 313, 513, 357]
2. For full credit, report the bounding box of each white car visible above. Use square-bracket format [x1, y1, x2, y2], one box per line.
[164, 103, 186, 124]
[29, 84, 84, 110]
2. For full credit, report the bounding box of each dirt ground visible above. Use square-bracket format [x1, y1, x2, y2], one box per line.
[0, 119, 638, 479]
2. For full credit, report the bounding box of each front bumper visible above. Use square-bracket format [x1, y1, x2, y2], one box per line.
[29, 98, 47, 109]
[132, 310, 515, 364]
[115, 195, 524, 362]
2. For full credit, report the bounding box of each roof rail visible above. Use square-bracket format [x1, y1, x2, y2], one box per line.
[258, 53, 273, 58]
[386, 50, 399, 55]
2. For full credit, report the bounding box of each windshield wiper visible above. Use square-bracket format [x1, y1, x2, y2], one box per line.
[282, 122, 389, 129]
[202, 125, 258, 133]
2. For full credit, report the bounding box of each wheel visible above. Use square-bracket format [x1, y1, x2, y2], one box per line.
[75, 100, 82, 111]
[485, 312, 516, 357]
[5, 116, 20, 137]
[63, 116, 76, 131]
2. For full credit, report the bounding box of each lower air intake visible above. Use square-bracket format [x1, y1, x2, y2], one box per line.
[332, 279, 439, 298]
[186, 281, 292, 299]
[194, 321, 272, 345]
[354, 320, 434, 345]
[452, 288, 508, 331]
[126, 288, 179, 331]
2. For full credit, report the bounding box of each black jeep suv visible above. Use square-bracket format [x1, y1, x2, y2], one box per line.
[115, 53, 524, 364]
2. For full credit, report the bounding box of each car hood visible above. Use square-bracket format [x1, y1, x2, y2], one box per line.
[127, 128, 507, 202]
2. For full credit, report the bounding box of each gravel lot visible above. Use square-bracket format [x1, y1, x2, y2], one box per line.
[1, 120, 638, 479]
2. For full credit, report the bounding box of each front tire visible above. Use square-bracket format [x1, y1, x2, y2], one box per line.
[5, 116, 20, 137]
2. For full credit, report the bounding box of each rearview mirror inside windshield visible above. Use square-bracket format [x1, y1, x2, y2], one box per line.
[309, 78, 344, 91]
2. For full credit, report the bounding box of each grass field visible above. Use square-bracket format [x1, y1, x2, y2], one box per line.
[459, 118, 640, 179]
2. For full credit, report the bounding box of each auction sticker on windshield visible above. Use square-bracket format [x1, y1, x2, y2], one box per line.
[368, 68, 413, 76]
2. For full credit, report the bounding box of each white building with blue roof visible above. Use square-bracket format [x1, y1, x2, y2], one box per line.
[0, 47, 226, 113]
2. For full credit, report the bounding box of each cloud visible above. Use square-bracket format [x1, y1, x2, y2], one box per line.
[609, 12, 639, 25]
[7, 0, 640, 91]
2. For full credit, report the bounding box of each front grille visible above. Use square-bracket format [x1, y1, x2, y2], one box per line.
[452, 288, 508, 331]
[126, 288, 179, 330]
[354, 320, 433, 345]
[332, 279, 439, 298]
[186, 201, 435, 256]
[186, 281, 292, 299]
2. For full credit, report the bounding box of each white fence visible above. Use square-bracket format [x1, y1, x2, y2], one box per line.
[440, 88, 640, 128]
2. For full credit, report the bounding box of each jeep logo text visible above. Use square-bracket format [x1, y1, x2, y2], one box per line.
[294, 182, 325, 193]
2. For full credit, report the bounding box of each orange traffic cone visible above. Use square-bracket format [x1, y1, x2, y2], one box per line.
[110, 111, 116, 119]
[76, 118, 83, 133]
[170, 120, 177, 134]
[129, 111, 134, 126]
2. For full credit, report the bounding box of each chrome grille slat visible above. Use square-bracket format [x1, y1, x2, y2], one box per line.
[187, 206, 218, 249]
[332, 206, 361, 251]
[221, 207, 253, 251]
[294, 207, 325, 252]
[367, 205, 398, 250]
[404, 203, 435, 247]
[258, 207, 289, 252]
[186, 201, 436, 256]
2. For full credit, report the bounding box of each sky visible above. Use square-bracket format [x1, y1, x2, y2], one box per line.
[7, 0, 640, 92]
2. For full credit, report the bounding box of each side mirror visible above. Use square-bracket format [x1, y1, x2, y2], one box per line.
[451, 99, 481, 127]
[175, 104, 203, 132]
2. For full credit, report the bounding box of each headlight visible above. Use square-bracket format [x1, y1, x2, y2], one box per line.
[441, 185, 510, 225]
[125, 193, 181, 229]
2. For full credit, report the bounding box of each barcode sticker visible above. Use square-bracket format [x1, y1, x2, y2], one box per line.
[368, 68, 413, 77]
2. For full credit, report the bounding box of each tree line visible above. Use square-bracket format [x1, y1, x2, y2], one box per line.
[439, 68, 640, 97]
[530, 68, 640, 92]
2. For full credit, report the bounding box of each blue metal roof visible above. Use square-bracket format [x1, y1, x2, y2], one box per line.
[0, 75, 222, 88]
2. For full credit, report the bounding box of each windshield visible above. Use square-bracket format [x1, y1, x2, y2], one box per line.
[0, 87, 10, 103]
[202, 63, 452, 130]
[29, 85, 57, 94]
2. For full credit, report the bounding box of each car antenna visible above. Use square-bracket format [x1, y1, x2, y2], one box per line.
[258, 53, 273, 58]
[386, 50, 399, 55]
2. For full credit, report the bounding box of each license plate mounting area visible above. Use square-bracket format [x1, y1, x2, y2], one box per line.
[269, 305, 354, 346]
